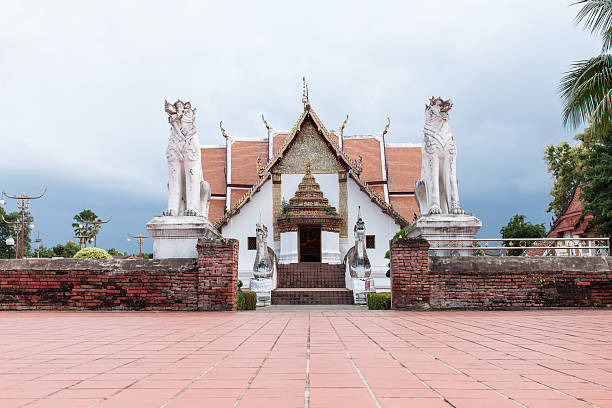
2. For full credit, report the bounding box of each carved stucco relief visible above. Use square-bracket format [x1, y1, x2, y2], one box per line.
[275, 117, 345, 174]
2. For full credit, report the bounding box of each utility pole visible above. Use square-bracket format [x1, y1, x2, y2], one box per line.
[128, 233, 150, 258]
[2, 187, 46, 259]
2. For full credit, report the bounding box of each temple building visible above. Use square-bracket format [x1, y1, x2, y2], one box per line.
[201, 91, 421, 294]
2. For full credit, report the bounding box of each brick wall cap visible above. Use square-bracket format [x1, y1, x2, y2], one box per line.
[0, 258, 196, 273]
[430, 256, 612, 274]
[391, 237, 430, 247]
[197, 237, 238, 248]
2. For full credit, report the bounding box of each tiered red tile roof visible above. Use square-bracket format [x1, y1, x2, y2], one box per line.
[547, 183, 595, 238]
[201, 108, 421, 227]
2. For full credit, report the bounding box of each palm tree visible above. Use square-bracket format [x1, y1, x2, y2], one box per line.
[561, 0, 612, 128]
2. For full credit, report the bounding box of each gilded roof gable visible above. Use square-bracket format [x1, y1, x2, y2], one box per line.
[259, 107, 362, 175]
[275, 116, 345, 174]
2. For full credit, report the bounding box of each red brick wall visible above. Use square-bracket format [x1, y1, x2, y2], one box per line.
[0, 239, 240, 311]
[390, 238, 612, 309]
[197, 238, 239, 311]
[390, 238, 430, 309]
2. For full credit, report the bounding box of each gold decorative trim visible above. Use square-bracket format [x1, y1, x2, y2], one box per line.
[339, 171, 348, 238]
[349, 170, 408, 227]
[272, 172, 282, 241]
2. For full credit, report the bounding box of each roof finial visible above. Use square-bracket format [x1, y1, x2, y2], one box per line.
[261, 114, 271, 131]
[302, 76, 310, 109]
[341, 114, 349, 132]
[382, 117, 390, 137]
[219, 121, 229, 139]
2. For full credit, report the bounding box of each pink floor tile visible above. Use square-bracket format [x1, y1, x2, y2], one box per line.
[0, 310, 610, 407]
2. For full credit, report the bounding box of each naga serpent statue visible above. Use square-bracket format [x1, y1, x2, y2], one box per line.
[253, 220, 276, 279]
[345, 207, 371, 279]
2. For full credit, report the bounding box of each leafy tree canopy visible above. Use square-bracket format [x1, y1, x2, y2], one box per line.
[51, 241, 80, 258]
[72, 209, 100, 244]
[582, 126, 612, 239]
[561, 1, 612, 129]
[500, 214, 546, 239]
[106, 248, 126, 257]
[500, 214, 546, 256]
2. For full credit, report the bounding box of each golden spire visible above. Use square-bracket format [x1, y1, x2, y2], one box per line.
[302, 76, 310, 109]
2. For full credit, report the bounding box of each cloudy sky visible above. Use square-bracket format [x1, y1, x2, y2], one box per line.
[0, 1, 600, 253]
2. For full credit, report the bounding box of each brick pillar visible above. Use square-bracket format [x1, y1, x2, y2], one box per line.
[390, 237, 430, 309]
[196, 238, 239, 311]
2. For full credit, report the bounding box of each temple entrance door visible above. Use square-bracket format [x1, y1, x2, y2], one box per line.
[299, 226, 321, 262]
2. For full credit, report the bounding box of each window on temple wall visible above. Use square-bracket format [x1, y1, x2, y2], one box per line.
[248, 237, 256, 250]
[366, 235, 375, 249]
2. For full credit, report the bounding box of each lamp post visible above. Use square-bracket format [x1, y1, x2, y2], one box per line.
[1, 215, 27, 259]
[127, 233, 150, 258]
[34, 232, 42, 258]
[2, 187, 46, 259]
[74, 215, 111, 248]
[5, 236, 15, 259]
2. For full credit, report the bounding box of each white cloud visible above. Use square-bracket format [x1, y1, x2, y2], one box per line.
[0, 0, 602, 245]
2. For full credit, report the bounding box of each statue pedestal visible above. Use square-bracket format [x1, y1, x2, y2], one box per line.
[249, 278, 274, 306]
[146, 216, 219, 259]
[405, 214, 482, 256]
[351, 278, 375, 305]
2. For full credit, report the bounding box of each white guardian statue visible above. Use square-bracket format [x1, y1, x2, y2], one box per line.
[146, 99, 218, 259]
[164, 99, 211, 219]
[407, 97, 481, 255]
[415, 97, 463, 216]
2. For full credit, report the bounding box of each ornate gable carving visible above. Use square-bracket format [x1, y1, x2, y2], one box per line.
[275, 117, 345, 174]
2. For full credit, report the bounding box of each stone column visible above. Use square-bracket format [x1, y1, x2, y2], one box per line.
[196, 238, 239, 311]
[390, 237, 430, 310]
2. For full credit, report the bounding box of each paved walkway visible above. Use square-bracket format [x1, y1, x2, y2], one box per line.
[0, 310, 611, 408]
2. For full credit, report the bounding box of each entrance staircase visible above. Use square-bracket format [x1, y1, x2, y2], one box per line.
[272, 263, 353, 305]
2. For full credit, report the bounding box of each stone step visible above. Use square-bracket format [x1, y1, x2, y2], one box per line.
[271, 288, 354, 305]
[277, 263, 345, 288]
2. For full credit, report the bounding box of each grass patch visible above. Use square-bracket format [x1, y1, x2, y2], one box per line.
[367, 292, 391, 310]
[237, 291, 257, 310]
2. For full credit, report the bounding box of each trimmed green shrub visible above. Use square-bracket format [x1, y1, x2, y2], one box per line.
[367, 292, 391, 310]
[73, 247, 112, 259]
[237, 291, 257, 310]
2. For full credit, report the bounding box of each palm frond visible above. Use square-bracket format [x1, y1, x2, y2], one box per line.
[560, 53, 612, 127]
[574, 0, 612, 51]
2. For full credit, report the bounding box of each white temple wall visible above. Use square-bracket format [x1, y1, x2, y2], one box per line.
[220, 181, 274, 288]
[346, 178, 401, 290]
[281, 173, 339, 208]
[321, 231, 341, 264]
[279, 231, 298, 264]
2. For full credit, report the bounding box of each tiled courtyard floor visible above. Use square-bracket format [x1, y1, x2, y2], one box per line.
[0, 310, 611, 408]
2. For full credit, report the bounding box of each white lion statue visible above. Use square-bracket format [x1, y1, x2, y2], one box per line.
[415, 97, 464, 216]
[163, 99, 211, 218]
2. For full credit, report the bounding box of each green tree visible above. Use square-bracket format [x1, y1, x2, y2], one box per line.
[544, 141, 588, 216]
[72, 209, 99, 246]
[106, 248, 126, 257]
[561, 1, 612, 129]
[37, 245, 55, 258]
[500, 214, 546, 256]
[582, 127, 612, 239]
[0, 207, 33, 258]
[52, 241, 80, 258]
